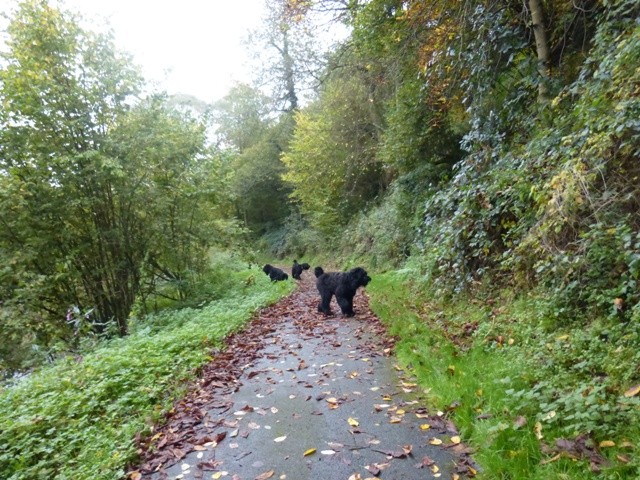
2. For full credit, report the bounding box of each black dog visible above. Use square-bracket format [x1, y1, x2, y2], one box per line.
[291, 260, 310, 280]
[263, 264, 289, 282]
[314, 266, 371, 316]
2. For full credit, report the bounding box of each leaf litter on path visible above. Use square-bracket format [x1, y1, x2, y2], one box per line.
[129, 271, 477, 479]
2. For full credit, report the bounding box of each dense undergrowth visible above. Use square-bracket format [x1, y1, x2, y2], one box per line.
[0, 268, 293, 480]
[367, 271, 639, 479]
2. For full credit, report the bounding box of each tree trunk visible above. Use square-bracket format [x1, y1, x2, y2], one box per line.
[528, 0, 551, 102]
[282, 29, 299, 112]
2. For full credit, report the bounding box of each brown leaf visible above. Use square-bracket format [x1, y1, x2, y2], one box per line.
[255, 470, 275, 480]
[513, 416, 527, 429]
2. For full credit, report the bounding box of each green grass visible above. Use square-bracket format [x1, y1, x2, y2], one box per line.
[0, 268, 294, 480]
[367, 271, 639, 480]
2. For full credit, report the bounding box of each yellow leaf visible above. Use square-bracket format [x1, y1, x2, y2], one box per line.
[348, 417, 359, 427]
[420, 424, 431, 430]
[429, 438, 443, 445]
[389, 416, 402, 424]
[451, 436, 461, 444]
[623, 384, 640, 397]
[599, 440, 615, 448]
[303, 448, 316, 456]
[431, 464, 440, 473]
[534, 421, 543, 440]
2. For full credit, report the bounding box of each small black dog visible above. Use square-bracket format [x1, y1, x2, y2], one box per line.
[263, 264, 289, 282]
[291, 260, 310, 280]
[314, 266, 371, 316]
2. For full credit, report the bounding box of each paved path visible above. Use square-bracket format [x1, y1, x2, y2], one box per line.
[132, 271, 476, 480]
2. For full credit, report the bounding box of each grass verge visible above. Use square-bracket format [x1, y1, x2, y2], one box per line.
[0, 268, 294, 480]
[367, 271, 639, 480]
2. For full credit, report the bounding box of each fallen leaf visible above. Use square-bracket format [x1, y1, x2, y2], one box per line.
[274, 436, 287, 442]
[348, 417, 360, 427]
[321, 449, 336, 455]
[616, 454, 630, 464]
[623, 384, 640, 398]
[534, 421, 543, 440]
[255, 470, 274, 480]
[303, 448, 316, 456]
[420, 424, 431, 431]
[127, 472, 142, 480]
[599, 440, 615, 448]
[429, 438, 443, 445]
[450, 436, 461, 444]
[513, 416, 527, 429]
[389, 416, 402, 424]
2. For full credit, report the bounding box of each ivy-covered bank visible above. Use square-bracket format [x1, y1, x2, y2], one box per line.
[0, 271, 293, 480]
[367, 272, 639, 479]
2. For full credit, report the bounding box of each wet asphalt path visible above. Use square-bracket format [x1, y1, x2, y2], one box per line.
[135, 271, 472, 480]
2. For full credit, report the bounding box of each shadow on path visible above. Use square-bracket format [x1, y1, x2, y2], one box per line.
[130, 271, 477, 480]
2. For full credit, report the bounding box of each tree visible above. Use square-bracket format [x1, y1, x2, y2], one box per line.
[0, 1, 232, 369]
[212, 84, 292, 234]
[248, 0, 335, 111]
[282, 68, 384, 234]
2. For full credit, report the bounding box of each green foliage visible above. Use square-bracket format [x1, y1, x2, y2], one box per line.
[282, 70, 384, 234]
[0, 268, 294, 480]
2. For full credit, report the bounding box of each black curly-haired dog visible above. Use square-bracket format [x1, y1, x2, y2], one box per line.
[314, 266, 371, 316]
[291, 260, 310, 280]
[263, 264, 289, 282]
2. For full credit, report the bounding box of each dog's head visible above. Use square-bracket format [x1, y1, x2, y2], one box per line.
[301, 263, 310, 270]
[263, 264, 273, 275]
[314, 266, 325, 278]
[348, 267, 371, 287]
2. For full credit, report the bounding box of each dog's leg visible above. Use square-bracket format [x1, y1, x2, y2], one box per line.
[336, 295, 355, 317]
[319, 293, 333, 315]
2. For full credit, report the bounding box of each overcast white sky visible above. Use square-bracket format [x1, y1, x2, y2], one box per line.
[69, 0, 267, 103]
[2, 0, 268, 103]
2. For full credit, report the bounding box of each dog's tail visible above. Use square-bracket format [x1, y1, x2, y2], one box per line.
[314, 266, 324, 278]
